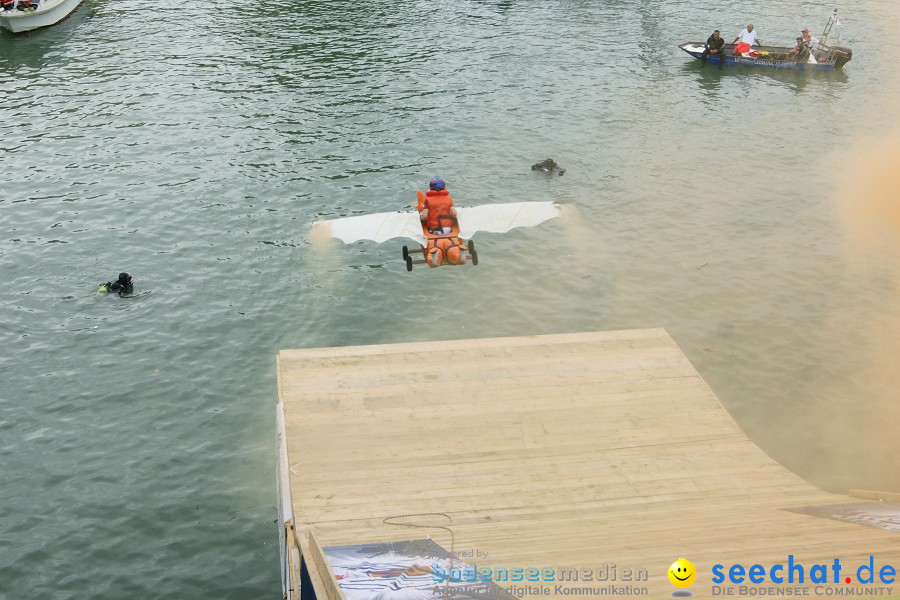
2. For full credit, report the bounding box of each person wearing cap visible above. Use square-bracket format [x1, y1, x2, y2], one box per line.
[800, 27, 819, 48]
[419, 177, 457, 235]
[732, 24, 760, 56]
[98, 272, 134, 296]
[790, 27, 820, 62]
[701, 30, 726, 69]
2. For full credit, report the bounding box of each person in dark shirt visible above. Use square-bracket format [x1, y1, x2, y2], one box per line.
[98, 272, 133, 296]
[701, 30, 726, 69]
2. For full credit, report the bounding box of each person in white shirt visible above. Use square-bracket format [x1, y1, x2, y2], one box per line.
[800, 27, 819, 47]
[790, 27, 820, 62]
[732, 24, 760, 56]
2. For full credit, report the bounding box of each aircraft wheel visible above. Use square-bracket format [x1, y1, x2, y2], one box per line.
[406, 256, 413, 272]
[468, 240, 476, 252]
[402, 245, 409, 260]
[470, 249, 479, 266]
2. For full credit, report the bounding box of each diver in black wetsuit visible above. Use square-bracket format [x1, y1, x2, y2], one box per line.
[98, 272, 133, 296]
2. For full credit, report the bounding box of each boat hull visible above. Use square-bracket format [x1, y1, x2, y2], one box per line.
[0, 0, 82, 32]
[679, 42, 850, 71]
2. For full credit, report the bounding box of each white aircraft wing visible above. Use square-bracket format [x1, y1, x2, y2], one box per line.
[457, 201, 561, 239]
[311, 211, 426, 245]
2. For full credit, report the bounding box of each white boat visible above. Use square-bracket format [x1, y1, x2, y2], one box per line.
[0, 0, 82, 33]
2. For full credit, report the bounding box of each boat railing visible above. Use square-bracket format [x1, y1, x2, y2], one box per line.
[804, 9, 848, 66]
[814, 44, 837, 65]
[820, 8, 839, 46]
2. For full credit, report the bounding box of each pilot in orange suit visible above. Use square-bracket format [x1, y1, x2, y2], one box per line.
[419, 177, 457, 234]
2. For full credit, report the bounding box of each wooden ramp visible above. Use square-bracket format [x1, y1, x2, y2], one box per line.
[276, 329, 900, 600]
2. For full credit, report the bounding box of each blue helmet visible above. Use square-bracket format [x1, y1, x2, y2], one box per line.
[429, 177, 445, 191]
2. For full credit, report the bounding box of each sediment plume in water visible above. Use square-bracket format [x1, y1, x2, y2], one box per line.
[820, 135, 900, 491]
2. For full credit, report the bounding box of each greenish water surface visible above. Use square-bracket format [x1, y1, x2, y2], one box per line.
[2, 1, 899, 597]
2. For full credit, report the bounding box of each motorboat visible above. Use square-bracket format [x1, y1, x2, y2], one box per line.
[0, 0, 83, 33]
[680, 9, 852, 71]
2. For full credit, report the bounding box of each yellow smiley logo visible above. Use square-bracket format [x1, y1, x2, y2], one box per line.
[668, 558, 696, 588]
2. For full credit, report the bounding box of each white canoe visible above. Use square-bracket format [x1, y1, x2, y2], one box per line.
[0, 0, 82, 33]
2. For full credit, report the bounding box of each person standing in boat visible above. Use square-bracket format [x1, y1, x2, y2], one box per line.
[732, 24, 760, 57]
[701, 30, 726, 69]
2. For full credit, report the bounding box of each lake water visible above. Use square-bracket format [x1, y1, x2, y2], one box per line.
[2, 0, 899, 597]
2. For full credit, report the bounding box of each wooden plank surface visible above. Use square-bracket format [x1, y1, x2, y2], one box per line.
[278, 329, 900, 599]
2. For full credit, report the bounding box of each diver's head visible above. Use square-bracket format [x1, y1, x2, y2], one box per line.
[429, 177, 446, 191]
[118, 272, 132, 284]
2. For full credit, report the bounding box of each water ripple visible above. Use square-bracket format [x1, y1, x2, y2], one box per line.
[1, 0, 898, 597]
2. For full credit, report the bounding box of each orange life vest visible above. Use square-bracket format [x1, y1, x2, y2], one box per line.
[442, 237, 467, 265]
[423, 189, 454, 231]
[426, 237, 468, 266]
